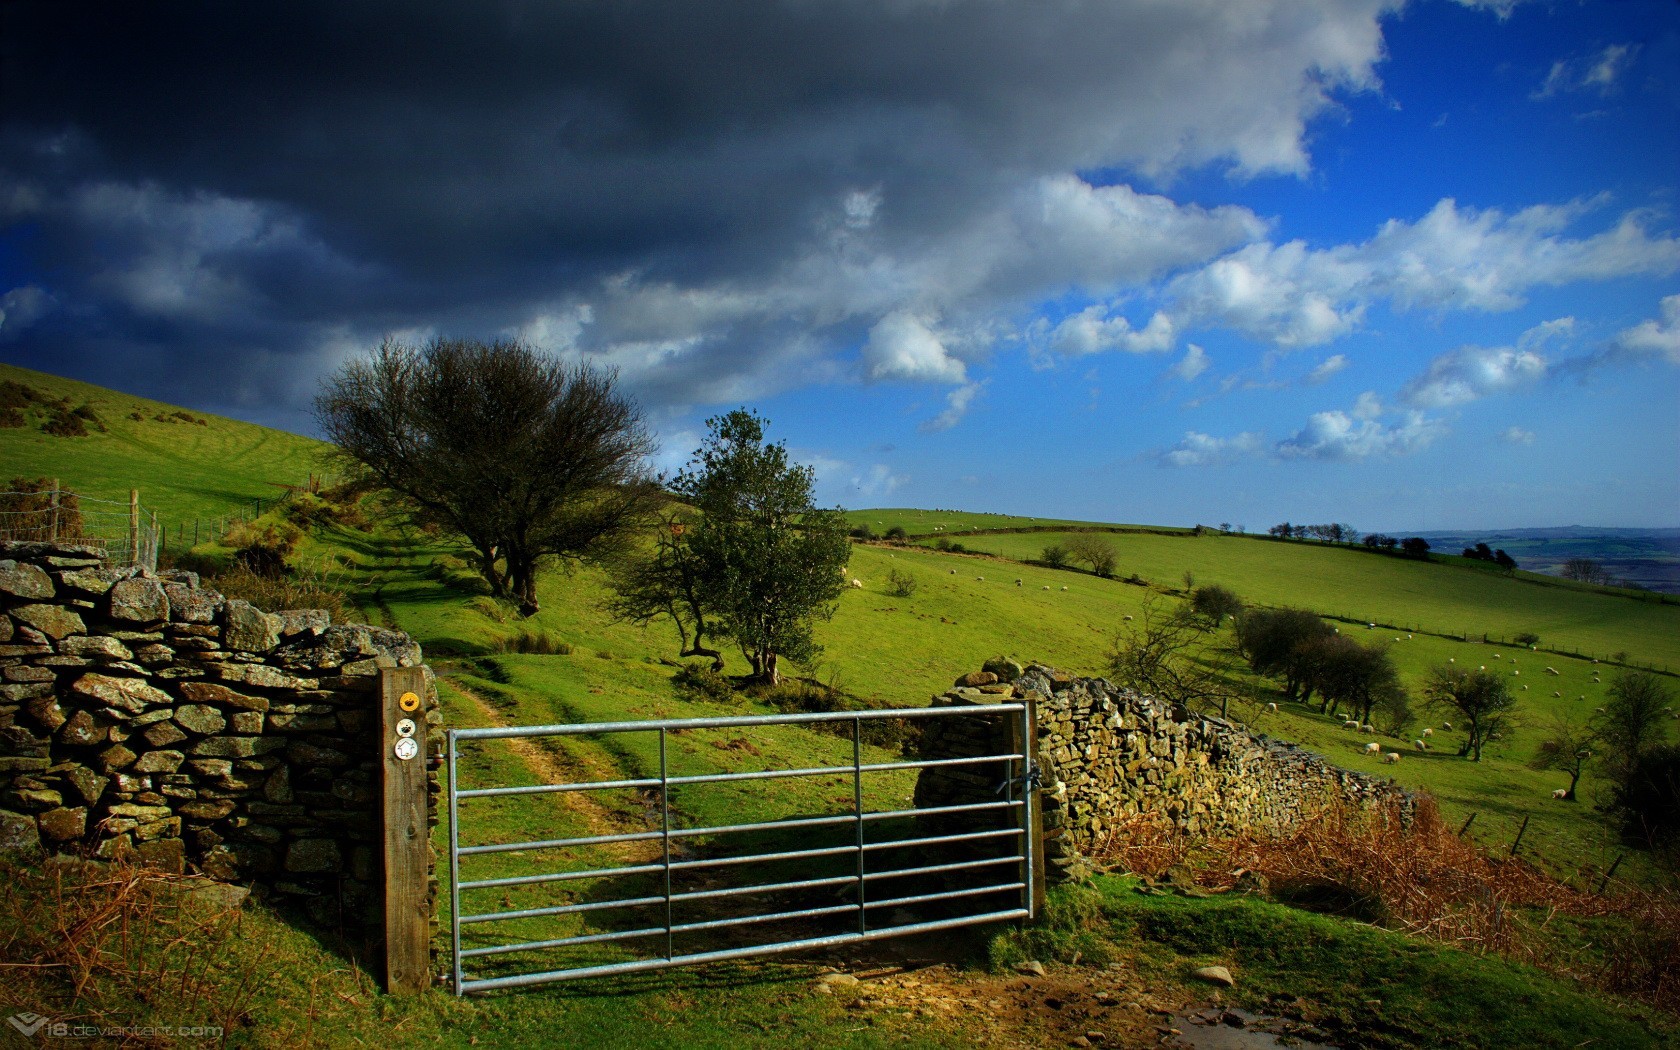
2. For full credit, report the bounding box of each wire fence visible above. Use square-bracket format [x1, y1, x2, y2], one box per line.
[1, 474, 325, 576]
[0, 482, 160, 571]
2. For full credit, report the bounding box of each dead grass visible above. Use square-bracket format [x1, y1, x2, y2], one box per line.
[1089, 796, 1680, 1014]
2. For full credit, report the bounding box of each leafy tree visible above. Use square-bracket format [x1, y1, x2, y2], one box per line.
[1301, 635, 1405, 726]
[1494, 549, 1518, 572]
[606, 512, 723, 670]
[1610, 744, 1680, 852]
[1422, 665, 1517, 761]
[1188, 584, 1244, 629]
[672, 410, 849, 684]
[1598, 671, 1675, 785]
[1400, 537, 1431, 559]
[1233, 607, 1334, 702]
[1528, 713, 1598, 801]
[1040, 544, 1070, 569]
[315, 337, 659, 615]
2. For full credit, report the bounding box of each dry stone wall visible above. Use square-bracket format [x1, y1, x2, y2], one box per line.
[916, 663, 1414, 881]
[0, 540, 442, 930]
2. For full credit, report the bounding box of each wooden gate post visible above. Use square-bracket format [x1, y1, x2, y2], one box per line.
[380, 667, 431, 995]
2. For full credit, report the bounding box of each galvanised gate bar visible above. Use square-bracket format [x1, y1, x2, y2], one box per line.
[446, 703, 1039, 995]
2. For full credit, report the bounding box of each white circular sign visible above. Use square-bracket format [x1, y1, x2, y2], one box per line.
[393, 737, 419, 761]
[395, 718, 417, 738]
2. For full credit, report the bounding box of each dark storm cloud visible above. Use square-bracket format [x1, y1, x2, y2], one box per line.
[0, 0, 1395, 431]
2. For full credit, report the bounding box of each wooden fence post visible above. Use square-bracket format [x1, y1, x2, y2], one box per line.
[48, 478, 59, 542]
[128, 489, 139, 565]
[381, 667, 431, 995]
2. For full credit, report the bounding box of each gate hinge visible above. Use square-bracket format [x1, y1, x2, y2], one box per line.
[995, 760, 1042, 796]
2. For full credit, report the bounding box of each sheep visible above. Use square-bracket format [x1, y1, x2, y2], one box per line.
[1363, 724, 1375, 733]
[1422, 727, 1433, 737]
[1522, 684, 1529, 690]
[1442, 722, 1452, 730]
[1365, 741, 1381, 753]
[1061, 585, 1068, 591]
[1493, 653, 1501, 660]
[1448, 657, 1455, 663]
[949, 569, 957, 575]
[1123, 614, 1134, 621]
[1413, 739, 1427, 751]
[1553, 691, 1562, 698]
[1383, 752, 1400, 764]
[1546, 667, 1559, 676]
[1042, 585, 1051, 590]
[976, 576, 984, 581]
[849, 579, 864, 589]
[1015, 579, 1022, 586]
[1552, 788, 1568, 800]
[1343, 720, 1361, 729]
[1266, 702, 1278, 712]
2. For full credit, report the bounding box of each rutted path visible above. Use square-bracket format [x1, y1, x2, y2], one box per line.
[446, 675, 661, 865]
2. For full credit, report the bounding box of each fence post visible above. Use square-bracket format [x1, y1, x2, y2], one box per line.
[150, 510, 159, 570]
[128, 489, 139, 566]
[380, 667, 431, 995]
[48, 478, 60, 542]
[1509, 815, 1530, 856]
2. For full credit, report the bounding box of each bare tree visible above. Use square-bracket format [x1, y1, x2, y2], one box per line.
[316, 337, 659, 615]
[1528, 714, 1598, 801]
[1561, 557, 1613, 586]
[1066, 534, 1118, 577]
[605, 512, 723, 670]
[1107, 594, 1245, 718]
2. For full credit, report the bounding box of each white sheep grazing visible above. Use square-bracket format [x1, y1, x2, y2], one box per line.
[1365, 741, 1381, 753]
[1042, 585, 1051, 590]
[1553, 691, 1562, 698]
[1383, 752, 1400, 764]
[1442, 722, 1452, 730]
[1552, 788, 1568, 800]
[1413, 739, 1427, 751]
[1266, 702, 1278, 712]
[1448, 657, 1455, 663]
[849, 579, 864, 589]
[1546, 667, 1559, 676]
[1343, 719, 1360, 729]
[1061, 585, 1068, 591]
[950, 569, 957, 575]
[975, 576, 984, 581]
[1422, 727, 1433, 737]
[1493, 653, 1501, 660]
[1123, 614, 1134, 621]
[1363, 724, 1375, 733]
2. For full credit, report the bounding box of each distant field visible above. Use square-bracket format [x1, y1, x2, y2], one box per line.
[0, 363, 330, 528]
[907, 529, 1680, 672]
[844, 507, 1192, 536]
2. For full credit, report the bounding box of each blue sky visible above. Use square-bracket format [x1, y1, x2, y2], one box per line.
[2, 0, 1676, 532]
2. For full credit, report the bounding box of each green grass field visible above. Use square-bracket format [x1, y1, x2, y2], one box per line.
[1, 362, 330, 529]
[6, 365, 1677, 1042]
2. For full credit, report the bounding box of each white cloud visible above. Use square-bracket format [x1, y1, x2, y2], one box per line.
[1534, 44, 1637, 99]
[1159, 430, 1264, 468]
[1611, 294, 1680, 365]
[861, 311, 967, 383]
[849, 463, 907, 498]
[1169, 198, 1680, 348]
[1046, 305, 1175, 357]
[1169, 344, 1210, 382]
[1275, 408, 1444, 460]
[1400, 343, 1548, 408]
[1351, 390, 1383, 420]
[1306, 353, 1349, 384]
[1501, 426, 1536, 445]
[921, 380, 985, 432]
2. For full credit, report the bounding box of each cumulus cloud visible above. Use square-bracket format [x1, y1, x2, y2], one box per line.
[1045, 306, 1175, 358]
[1168, 344, 1210, 382]
[1170, 198, 1680, 347]
[1275, 408, 1444, 460]
[862, 312, 967, 383]
[1502, 426, 1536, 445]
[1611, 294, 1680, 365]
[1400, 344, 1548, 408]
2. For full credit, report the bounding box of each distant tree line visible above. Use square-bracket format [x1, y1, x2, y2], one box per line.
[1460, 542, 1518, 572]
[1267, 522, 1359, 544]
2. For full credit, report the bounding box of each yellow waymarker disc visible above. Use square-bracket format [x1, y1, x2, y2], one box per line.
[398, 691, 421, 712]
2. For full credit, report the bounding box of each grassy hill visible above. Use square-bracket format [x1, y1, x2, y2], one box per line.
[4, 366, 1677, 1044]
[0, 362, 330, 529]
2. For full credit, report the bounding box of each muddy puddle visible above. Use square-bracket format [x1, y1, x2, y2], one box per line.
[1166, 1006, 1339, 1049]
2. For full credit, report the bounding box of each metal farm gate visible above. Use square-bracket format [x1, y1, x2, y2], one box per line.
[446, 703, 1039, 995]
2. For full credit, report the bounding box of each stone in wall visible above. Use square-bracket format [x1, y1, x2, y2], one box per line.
[0, 541, 443, 934]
